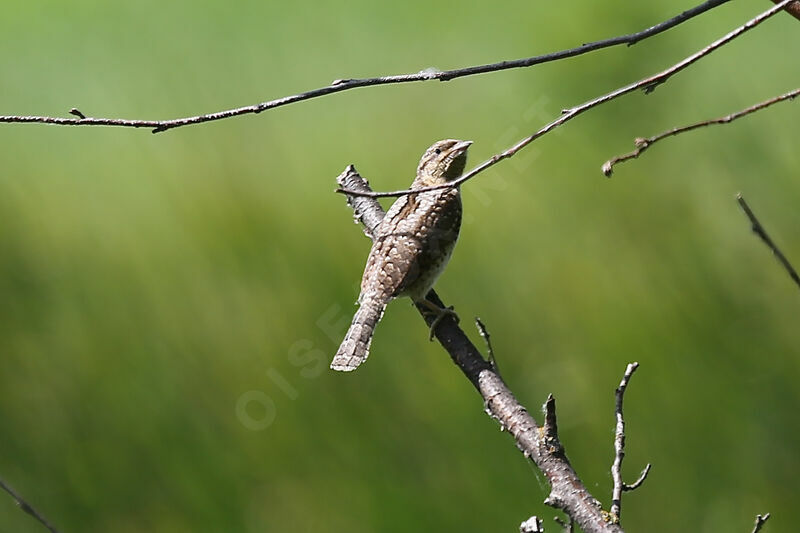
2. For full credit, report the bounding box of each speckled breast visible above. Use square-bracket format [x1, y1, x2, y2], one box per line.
[395, 188, 462, 301]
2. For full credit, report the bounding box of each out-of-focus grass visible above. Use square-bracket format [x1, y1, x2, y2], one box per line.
[1, 2, 799, 532]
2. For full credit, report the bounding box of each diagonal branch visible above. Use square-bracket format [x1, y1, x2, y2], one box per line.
[603, 87, 800, 176]
[736, 194, 800, 290]
[0, 477, 61, 533]
[0, 1, 731, 134]
[337, 165, 623, 533]
[338, 0, 794, 199]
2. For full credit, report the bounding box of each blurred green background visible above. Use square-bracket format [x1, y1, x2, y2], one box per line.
[1, 1, 798, 532]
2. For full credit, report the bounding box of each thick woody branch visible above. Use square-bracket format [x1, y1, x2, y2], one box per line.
[603, 87, 800, 176]
[0, 477, 61, 533]
[338, 0, 794, 199]
[336, 166, 622, 533]
[0, 1, 731, 134]
[736, 194, 800, 290]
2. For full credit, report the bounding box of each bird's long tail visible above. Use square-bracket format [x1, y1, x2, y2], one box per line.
[331, 298, 386, 372]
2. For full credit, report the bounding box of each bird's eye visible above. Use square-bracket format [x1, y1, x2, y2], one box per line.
[434, 148, 441, 155]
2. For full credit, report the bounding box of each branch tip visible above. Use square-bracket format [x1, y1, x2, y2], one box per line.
[736, 194, 800, 290]
[475, 317, 497, 371]
[345, 2, 795, 198]
[543, 394, 559, 440]
[519, 516, 544, 533]
[751, 513, 770, 533]
[624, 463, 652, 491]
[604, 86, 800, 175]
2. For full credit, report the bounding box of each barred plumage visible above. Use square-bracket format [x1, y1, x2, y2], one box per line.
[331, 139, 471, 372]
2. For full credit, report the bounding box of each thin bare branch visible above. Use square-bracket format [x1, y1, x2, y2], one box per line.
[610, 363, 650, 522]
[736, 194, 800, 290]
[750, 513, 771, 533]
[337, 166, 623, 533]
[0, 477, 61, 533]
[0, 1, 731, 134]
[603, 87, 800, 176]
[338, 0, 793, 199]
[626, 464, 652, 491]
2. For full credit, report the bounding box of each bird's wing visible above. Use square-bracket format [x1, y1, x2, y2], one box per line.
[359, 190, 460, 300]
[359, 194, 423, 300]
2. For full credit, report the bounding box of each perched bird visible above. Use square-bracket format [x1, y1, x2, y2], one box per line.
[331, 139, 472, 372]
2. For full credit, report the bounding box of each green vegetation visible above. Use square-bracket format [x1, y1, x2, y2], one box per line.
[1, 2, 798, 532]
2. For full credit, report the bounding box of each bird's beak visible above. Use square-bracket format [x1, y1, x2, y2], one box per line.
[454, 140, 473, 154]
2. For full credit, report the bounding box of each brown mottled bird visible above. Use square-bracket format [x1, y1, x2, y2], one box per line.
[331, 139, 472, 372]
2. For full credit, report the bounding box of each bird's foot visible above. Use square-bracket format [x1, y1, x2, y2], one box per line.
[417, 299, 460, 340]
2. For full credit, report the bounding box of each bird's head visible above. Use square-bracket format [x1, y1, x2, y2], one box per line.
[416, 139, 472, 185]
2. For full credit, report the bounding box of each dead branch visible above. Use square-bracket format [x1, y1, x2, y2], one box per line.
[338, 0, 795, 199]
[736, 194, 800, 290]
[337, 165, 623, 533]
[603, 88, 800, 176]
[0, 477, 61, 533]
[519, 516, 544, 532]
[0, 1, 732, 134]
[610, 363, 651, 523]
[751, 513, 771, 533]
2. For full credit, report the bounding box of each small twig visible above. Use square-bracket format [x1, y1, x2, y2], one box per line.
[750, 513, 771, 533]
[554, 516, 575, 533]
[337, 0, 793, 199]
[603, 87, 800, 175]
[625, 464, 652, 492]
[520, 516, 544, 533]
[610, 362, 651, 522]
[475, 317, 497, 372]
[0, 477, 61, 533]
[0, 1, 731, 134]
[736, 194, 800, 290]
[542, 395, 561, 449]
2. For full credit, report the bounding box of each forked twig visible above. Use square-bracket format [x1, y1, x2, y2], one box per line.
[610, 363, 651, 522]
